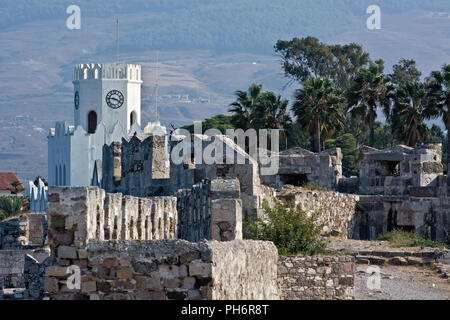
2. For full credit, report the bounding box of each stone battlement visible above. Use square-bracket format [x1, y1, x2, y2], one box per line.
[73, 63, 142, 81]
[47, 187, 177, 249]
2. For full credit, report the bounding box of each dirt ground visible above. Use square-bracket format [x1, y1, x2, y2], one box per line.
[355, 264, 450, 300]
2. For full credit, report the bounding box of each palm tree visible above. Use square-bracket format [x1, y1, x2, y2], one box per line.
[391, 81, 435, 147]
[292, 77, 346, 152]
[253, 91, 291, 129]
[229, 83, 263, 131]
[428, 64, 450, 168]
[0, 196, 26, 220]
[253, 91, 292, 150]
[347, 63, 392, 147]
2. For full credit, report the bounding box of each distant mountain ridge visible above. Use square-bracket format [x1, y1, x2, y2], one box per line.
[2, 0, 449, 53]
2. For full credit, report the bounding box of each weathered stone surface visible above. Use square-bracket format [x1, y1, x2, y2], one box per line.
[45, 266, 68, 277]
[278, 255, 355, 300]
[57, 246, 78, 260]
[44, 239, 280, 300]
[81, 281, 97, 293]
[189, 261, 212, 277]
[44, 277, 59, 294]
[116, 268, 133, 279]
[277, 187, 360, 238]
[388, 257, 408, 265]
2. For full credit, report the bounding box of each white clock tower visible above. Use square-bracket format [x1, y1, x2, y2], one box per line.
[48, 63, 146, 187]
[73, 63, 142, 133]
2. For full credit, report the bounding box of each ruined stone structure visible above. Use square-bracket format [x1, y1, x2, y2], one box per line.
[0, 213, 47, 250]
[177, 178, 243, 242]
[43, 185, 282, 300]
[260, 147, 343, 190]
[359, 144, 443, 196]
[277, 187, 360, 238]
[102, 134, 271, 220]
[44, 239, 279, 300]
[353, 144, 450, 241]
[99, 126, 449, 243]
[278, 255, 355, 300]
[102, 135, 171, 197]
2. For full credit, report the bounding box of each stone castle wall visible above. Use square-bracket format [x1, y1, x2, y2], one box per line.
[177, 178, 243, 242]
[277, 255, 355, 300]
[0, 213, 47, 250]
[355, 194, 450, 241]
[0, 250, 25, 289]
[278, 189, 360, 238]
[176, 182, 211, 242]
[47, 187, 177, 250]
[45, 239, 280, 300]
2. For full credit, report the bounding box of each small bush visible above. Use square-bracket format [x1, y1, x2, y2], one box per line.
[377, 230, 448, 249]
[244, 199, 327, 255]
[0, 196, 27, 221]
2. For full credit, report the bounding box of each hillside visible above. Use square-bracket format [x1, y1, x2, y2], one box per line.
[1, 0, 449, 52]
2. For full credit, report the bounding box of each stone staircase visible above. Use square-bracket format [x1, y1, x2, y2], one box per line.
[347, 249, 448, 266]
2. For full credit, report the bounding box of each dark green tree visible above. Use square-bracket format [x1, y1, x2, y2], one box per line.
[8, 180, 24, 195]
[329, 43, 371, 89]
[275, 37, 370, 89]
[228, 83, 263, 130]
[253, 91, 291, 130]
[391, 81, 434, 147]
[292, 77, 346, 152]
[347, 63, 392, 147]
[181, 114, 234, 134]
[325, 133, 359, 176]
[427, 64, 450, 169]
[390, 58, 422, 85]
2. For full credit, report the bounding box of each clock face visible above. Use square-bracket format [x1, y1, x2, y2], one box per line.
[106, 90, 124, 109]
[74, 91, 80, 110]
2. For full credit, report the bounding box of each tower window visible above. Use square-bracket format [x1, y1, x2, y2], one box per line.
[130, 111, 137, 128]
[88, 111, 97, 134]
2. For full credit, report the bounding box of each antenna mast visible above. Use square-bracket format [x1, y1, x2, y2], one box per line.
[154, 52, 159, 121]
[115, 19, 119, 64]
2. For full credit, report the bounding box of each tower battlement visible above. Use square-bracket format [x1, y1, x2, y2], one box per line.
[74, 63, 142, 81]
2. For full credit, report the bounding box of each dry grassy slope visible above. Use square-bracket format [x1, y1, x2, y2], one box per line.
[0, 10, 449, 181]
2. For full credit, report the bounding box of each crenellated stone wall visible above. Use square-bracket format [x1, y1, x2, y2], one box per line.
[277, 255, 355, 300]
[102, 135, 171, 197]
[47, 187, 177, 249]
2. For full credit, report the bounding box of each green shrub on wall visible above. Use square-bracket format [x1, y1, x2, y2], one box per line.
[0, 196, 28, 221]
[244, 199, 326, 255]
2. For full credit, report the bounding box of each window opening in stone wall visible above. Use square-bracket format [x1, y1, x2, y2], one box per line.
[280, 174, 308, 187]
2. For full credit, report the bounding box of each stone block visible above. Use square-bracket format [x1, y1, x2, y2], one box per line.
[44, 277, 59, 294]
[58, 246, 78, 260]
[81, 281, 97, 293]
[78, 249, 89, 260]
[189, 261, 212, 277]
[116, 267, 133, 279]
[45, 266, 68, 277]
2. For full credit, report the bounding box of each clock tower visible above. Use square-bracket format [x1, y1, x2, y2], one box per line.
[73, 63, 142, 134]
[49, 63, 148, 187]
